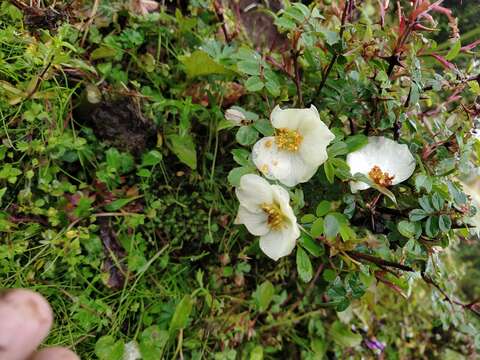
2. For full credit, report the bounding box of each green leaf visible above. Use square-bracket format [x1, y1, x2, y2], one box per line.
[237, 60, 261, 76]
[217, 119, 235, 131]
[275, 17, 297, 31]
[231, 148, 251, 166]
[105, 196, 141, 212]
[0, 164, 22, 183]
[249, 345, 264, 360]
[90, 46, 118, 60]
[310, 218, 324, 238]
[253, 119, 274, 136]
[0, 187, 6, 206]
[371, 183, 397, 204]
[338, 223, 356, 241]
[296, 247, 313, 282]
[323, 269, 337, 282]
[95, 336, 125, 360]
[141, 150, 163, 167]
[311, 338, 326, 357]
[265, 79, 280, 97]
[324, 160, 335, 184]
[468, 80, 480, 95]
[228, 166, 253, 186]
[409, 209, 428, 222]
[137, 168, 151, 177]
[448, 181, 468, 206]
[345, 134, 368, 152]
[439, 214, 452, 232]
[330, 321, 362, 348]
[300, 214, 316, 223]
[245, 76, 264, 92]
[316, 200, 331, 217]
[139, 326, 169, 360]
[331, 158, 351, 180]
[319, 28, 340, 45]
[445, 39, 461, 61]
[73, 197, 94, 218]
[327, 141, 348, 157]
[431, 193, 445, 211]
[324, 214, 340, 239]
[169, 295, 193, 333]
[298, 233, 324, 257]
[255, 280, 275, 311]
[180, 50, 233, 78]
[415, 174, 433, 193]
[397, 220, 416, 238]
[425, 216, 439, 237]
[169, 134, 197, 169]
[284, 3, 309, 22]
[352, 173, 397, 204]
[105, 148, 134, 174]
[418, 196, 434, 213]
[236, 126, 259, 146]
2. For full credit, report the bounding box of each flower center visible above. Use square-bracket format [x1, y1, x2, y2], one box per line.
[275, 128, 303, 152]
[261, 203, 285, 230]
[368, 165, 395, 187]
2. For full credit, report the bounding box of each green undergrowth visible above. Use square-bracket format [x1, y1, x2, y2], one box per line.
[0, 1, 479, 359]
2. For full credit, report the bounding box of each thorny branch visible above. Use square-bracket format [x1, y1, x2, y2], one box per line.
[289, 263, 325, 312]
[347, 251, 414, 272]
[421, 272, 480, 318]
[317, 0, 354, 97]
[213, 0, 231, 43]
[344, 250, 480, 317]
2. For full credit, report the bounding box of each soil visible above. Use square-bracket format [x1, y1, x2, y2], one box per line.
[76, 96, 157, 155]
[10, 0, 67, 32]
[232, 0, 288, 51]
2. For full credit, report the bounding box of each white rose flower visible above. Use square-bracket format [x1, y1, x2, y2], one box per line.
[252, 105, 335, 187]
[225, 107, 248, 126]
[234, 174, 300, 260]
[347, 136, 416, 193]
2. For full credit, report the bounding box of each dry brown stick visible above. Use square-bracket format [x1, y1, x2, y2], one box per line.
[317, 0, 352, 96]
[289, 263, 325, 312]
[421, 272, 480, 318]
[213, 0, 231, 43]
[80, 0, 100, 47]
[292, 50, 303, 107]
[347, 251, 414, 272]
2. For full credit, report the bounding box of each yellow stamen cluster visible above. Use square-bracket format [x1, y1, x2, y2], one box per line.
[368, 165, 395, 187]
[275, 128, 303, 152]
[261, 203, 285, 230]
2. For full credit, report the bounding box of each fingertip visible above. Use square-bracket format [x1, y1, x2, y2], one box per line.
[31, 347, 80, 360]
[0, 289, 53, 360]
[5, 289, 53, 325]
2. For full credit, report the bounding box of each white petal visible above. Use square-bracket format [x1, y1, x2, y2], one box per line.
[225, 108, 245, 125]
[270, 184, 290, 207]
[235, 206, 270, 236]
[270, 105, 318, 131]
[123, 341, 142, 360]
[297, 106, 335, 166]
[273, 153, 318, 187]
[271, 185, 297, 225]
[235, 174, 273, 212]
[252, 138, 318, 187]
[349, 180, 370, 193]
[259, 224, 300, 261]
[252, 137, 278, 180]
[346, 136, 416, 191]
